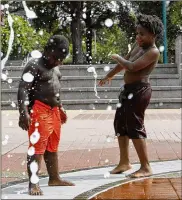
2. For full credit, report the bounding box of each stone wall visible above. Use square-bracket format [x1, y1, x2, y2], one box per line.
[175, 33, 182, 82]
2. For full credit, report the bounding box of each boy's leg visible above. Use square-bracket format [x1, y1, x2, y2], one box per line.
[44, 150, 75, 186]
[110, 136, 132, 174]
[129, 138, 152, 178]
[27, 154, 43, 195]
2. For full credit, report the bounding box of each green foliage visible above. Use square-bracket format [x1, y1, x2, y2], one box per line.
[169, 1, 182, 27]
[1, 14, 51, 59]
[92, 25, 128, 64]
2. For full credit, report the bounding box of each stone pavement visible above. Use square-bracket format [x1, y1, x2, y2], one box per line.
[1, 109, 182, 199]
[1, 160, 181, 199]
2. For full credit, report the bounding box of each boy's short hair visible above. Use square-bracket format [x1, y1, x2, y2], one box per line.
[44, 35, 69, 59]
[136, 14, 164, 41]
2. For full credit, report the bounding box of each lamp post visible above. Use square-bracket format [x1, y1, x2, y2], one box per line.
[162, 0, 168, 63]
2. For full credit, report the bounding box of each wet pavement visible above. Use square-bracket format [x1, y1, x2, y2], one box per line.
[1, 160, 181, 199]
[91, 177, 182, 199]
[1, 109, 181, 199]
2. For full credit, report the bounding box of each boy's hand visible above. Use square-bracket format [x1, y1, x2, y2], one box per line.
[60, 107, 67, 124]
[111, 54, 120, 61]
[19, 113, 31, 131]
[98, 76, 112, 86]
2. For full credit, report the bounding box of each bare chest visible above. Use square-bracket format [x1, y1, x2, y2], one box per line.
[38, 67, 62, 82]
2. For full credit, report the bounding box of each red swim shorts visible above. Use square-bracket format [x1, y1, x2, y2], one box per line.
[28, 100, 61, 154]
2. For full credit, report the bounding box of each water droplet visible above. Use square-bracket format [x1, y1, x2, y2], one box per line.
[22, 1, 37, 19]
[21, 161, 26, 166]
[89, 104, 95, 110]
[2, 140, 8, 145]
[7, 79, 13, 83]
[159, 46, 164, 52]
[128, 93, 133, 99]
[35, 122, 39, 127]
[7, 168, 10, 171]
[55, 93, 60, 97]
[4, 4, 9, 9]
[88, 149, 91, 152]
[11, 102, 16, 108]
[159, 102, 163, 106]
[106, 105, 112, 111]
[116, 103, 122, 108]
[105, 159, 109, 163]
[30, 161, 38, 173]
[1, 73, 7, 81]
[7, 154, 11, 158]
[82, 13, 86, 19]
[22, 72, 34, 83]
[104, 66, 110, 72]
[30, 174, 39, 184]
[31, 50, 42, 59]
[30, 129, 40, 145]
[87, 67, 95, 73]
[27, 146, 35, 156]
[4, 135, 9, 141]
[104, 19, 113, 27]
[106, 136, 112, 143]
[1, 4, 5, 10]
[24, 101, 29, 106]
[9, 121, 13, 126]
[104, 172, 110, 178]
[39, 30, 44, 36]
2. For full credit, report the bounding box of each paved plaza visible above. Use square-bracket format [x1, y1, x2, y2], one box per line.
[1, 109, 181, 199]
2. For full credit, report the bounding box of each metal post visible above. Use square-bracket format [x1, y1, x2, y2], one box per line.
[94, 30, 97, 55]
[162, 0, 168, 63]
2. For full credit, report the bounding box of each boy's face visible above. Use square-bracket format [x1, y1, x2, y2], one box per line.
[136, 25, 155, 48]
[48, 47, 68, 67]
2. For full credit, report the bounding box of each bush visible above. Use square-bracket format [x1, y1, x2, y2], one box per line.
[92, 25, 129, 64]
[1, 14, 51, 59]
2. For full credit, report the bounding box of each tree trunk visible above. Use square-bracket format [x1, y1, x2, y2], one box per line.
[70, 2, 83, 64]
[85, 5, 92, 64]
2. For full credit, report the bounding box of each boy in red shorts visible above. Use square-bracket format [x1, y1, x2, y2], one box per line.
[18, 35, 74, 195]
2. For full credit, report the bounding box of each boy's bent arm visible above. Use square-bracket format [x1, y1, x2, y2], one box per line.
[106, 42, 137, 78]
[112, 48, 159, 72]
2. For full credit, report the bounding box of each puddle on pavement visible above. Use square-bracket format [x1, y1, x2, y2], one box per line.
[91, 178, 182, 199]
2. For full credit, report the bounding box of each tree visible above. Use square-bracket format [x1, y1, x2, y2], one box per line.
[83, 1, 119, 64]
[169, 1, 182, 27]
[92, 25, 128, 64]
[130, 1, 180, 63]
[1, 14, 51, 59]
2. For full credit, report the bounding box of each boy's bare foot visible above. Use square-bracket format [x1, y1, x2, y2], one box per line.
[128, 166, 152, 178]
[48, 178, 75, 186]
[110, 164, 132, 174]
[29, 183, 43, 195]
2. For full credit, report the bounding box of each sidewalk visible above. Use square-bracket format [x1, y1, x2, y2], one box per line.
[1, 109, 181, 199]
